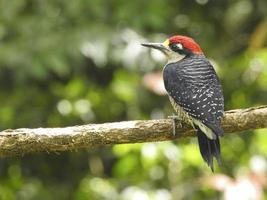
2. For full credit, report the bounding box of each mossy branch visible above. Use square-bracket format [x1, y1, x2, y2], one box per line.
[0, 106, 267, 158]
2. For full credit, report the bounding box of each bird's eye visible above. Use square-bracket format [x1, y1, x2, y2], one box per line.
[170, 43, 183, 52]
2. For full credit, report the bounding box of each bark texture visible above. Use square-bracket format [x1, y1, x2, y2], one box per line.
[0, 106, 267, 158]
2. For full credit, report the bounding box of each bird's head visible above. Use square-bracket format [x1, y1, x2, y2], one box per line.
[142, 35, 203, 63]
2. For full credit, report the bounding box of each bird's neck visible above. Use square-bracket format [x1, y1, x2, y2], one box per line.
[166, 52, 185, 64]
[166, 53, 205, 64]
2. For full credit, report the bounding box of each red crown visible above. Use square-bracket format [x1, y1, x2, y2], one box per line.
[169, 35, 202, 54]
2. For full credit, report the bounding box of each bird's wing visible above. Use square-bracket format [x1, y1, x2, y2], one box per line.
[163, 59, 224, 135]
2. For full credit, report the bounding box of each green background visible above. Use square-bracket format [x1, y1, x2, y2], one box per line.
[0, 0, 266, 199]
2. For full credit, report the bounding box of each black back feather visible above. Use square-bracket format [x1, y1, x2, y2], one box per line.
[163, 54, 224, 171]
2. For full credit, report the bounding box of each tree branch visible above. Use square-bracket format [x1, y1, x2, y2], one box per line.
[0, 106, 267, 158]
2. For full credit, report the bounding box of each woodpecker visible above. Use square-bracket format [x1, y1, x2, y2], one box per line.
[142, 35, 224, 171]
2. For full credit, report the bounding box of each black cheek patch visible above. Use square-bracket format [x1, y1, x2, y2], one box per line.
[169, 44, 191, 55]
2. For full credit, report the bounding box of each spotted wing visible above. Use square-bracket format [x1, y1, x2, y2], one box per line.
[163, 57, 224, 134]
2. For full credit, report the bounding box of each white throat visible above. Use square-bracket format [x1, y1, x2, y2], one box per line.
[166, 52, 185, 64]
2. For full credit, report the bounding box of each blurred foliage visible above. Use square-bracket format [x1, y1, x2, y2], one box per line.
[0, 0, 267, 199]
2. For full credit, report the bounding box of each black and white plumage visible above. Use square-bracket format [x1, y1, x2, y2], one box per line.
[163, 54, 224, 170]
[142, 35, 224, 171]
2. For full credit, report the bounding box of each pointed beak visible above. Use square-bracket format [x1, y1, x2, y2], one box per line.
[141, 42, 169, 52]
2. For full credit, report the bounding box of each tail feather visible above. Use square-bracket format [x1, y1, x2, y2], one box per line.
[207, 123, 224, 137]
[196, 126, 222, 171]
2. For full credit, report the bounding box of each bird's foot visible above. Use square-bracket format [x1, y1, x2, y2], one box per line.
[168, 114, 182, 137]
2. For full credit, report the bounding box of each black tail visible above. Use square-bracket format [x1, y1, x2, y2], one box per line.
[196, 126, 222, 172]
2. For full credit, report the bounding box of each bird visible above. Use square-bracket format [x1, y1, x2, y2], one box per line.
[142, 35, 224, 171]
